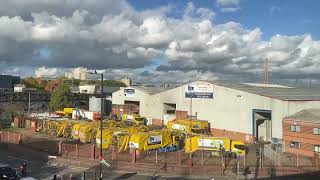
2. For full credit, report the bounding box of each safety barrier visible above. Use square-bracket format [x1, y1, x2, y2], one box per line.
[0, 131, 21, 144]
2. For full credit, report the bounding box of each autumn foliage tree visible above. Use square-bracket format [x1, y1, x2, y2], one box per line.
[22, 77, 48, 90]
[49, 83, 72, 111]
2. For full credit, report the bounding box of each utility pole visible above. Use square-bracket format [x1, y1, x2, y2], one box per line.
[309, 79, 312, 87]
[28, 92, 31, 115]
[71, 78, 74, 106]
[88, 71, 104, 180]
[264, 58, 269, 84]
[190, 95, 193, 120]
[99, 73, 104, 180]
[189, 92, 193, 170]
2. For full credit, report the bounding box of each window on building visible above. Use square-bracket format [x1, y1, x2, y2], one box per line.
[313, 128, 320, 135]
[290, 141, 300, 149]
[290, 125, 300, 132]
[315, 145, 320, 153]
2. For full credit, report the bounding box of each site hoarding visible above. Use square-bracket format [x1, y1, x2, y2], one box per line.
[185, 83, 214, 99]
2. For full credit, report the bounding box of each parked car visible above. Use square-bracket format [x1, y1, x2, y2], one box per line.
[0, 164, 18, 180]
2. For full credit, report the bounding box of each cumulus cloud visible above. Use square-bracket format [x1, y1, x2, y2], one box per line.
[216, 0, 241, 13]
[35, 66, 65, 78]
[216, 0, 240, 6]
[220, 7, 241, 13]
[32, 66, 218, 85]
[269, 6, 280, 13]
[0, 1, 319, 84]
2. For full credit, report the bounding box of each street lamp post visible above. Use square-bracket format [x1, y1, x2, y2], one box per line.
[89, 71, 104, 180]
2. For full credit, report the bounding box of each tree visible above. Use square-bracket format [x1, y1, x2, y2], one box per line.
[49, 83, 72, 111]
[79, 79, 127, 87]
[22, 77, 48, 90]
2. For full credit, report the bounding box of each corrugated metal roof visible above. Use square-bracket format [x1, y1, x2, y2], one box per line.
[133, 86, 174, 95]
[284, 109, 320, 123]
[125, 80, 320, 101]
[214, 81, 320, 101]
[103, 86, 121, 94]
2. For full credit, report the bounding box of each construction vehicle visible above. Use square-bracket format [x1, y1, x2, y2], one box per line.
[96, 125, 149, 152]
[96, 129, 113, 149]
[184, 135, 246, 156]
[96, 128, 131, 152]
[72, 123, 87, 139]
[121, 114, 146, 125]
[79, 123, 97, 143]
[129, 130, 184, 152]
[63, 108, 74, 118]
[167, 119, 209, 134]
[54, 108, 74, 118]
[42, 120, 60, 136]
[56, 120, 74, 138]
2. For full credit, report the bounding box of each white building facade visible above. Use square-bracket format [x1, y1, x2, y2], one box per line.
[112, 81, 320, 142]
[65, 67, 88, 80]
[79, 85, 96, 94]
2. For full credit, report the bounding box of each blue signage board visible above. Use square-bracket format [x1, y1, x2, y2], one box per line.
[185, 84, 213, 99]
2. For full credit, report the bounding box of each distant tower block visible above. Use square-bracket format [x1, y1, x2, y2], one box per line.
[121, 77, 132, 86]
[65, 67, 88, 80]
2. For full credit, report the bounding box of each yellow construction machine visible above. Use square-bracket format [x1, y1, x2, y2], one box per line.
[72, 122, 89, 139]
[79, 123, 98, 143]
[129, 130, 184, 152]
[54, 108, 74, 118]
[96, 125, 149, 152]
[40, 120, 60, 136]
[56, 120, 75, 138]
[184, 135, 246, 156]
[96, 129, 113, 149]
[167, 119, 209, 134]
[38, 119, 74, 138]
[121, 114, 146, 125]
[63, 108, 74, 118]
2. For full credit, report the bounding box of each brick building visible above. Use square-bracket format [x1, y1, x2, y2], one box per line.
[283, 109, 320, 157]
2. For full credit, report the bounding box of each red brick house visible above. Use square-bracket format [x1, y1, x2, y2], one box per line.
[283, 109, 320, 157]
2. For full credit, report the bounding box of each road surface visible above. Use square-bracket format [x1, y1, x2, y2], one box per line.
[1, 143, 235, 180]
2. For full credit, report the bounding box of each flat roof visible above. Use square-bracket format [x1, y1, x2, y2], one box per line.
[284, 109, 320, 123]
[215, 81, 320, 101]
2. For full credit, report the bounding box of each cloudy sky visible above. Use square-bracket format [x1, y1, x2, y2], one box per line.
[0, 0, 319, 85]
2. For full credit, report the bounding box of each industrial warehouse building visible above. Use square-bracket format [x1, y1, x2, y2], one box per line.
[112, 80, 320, 144]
